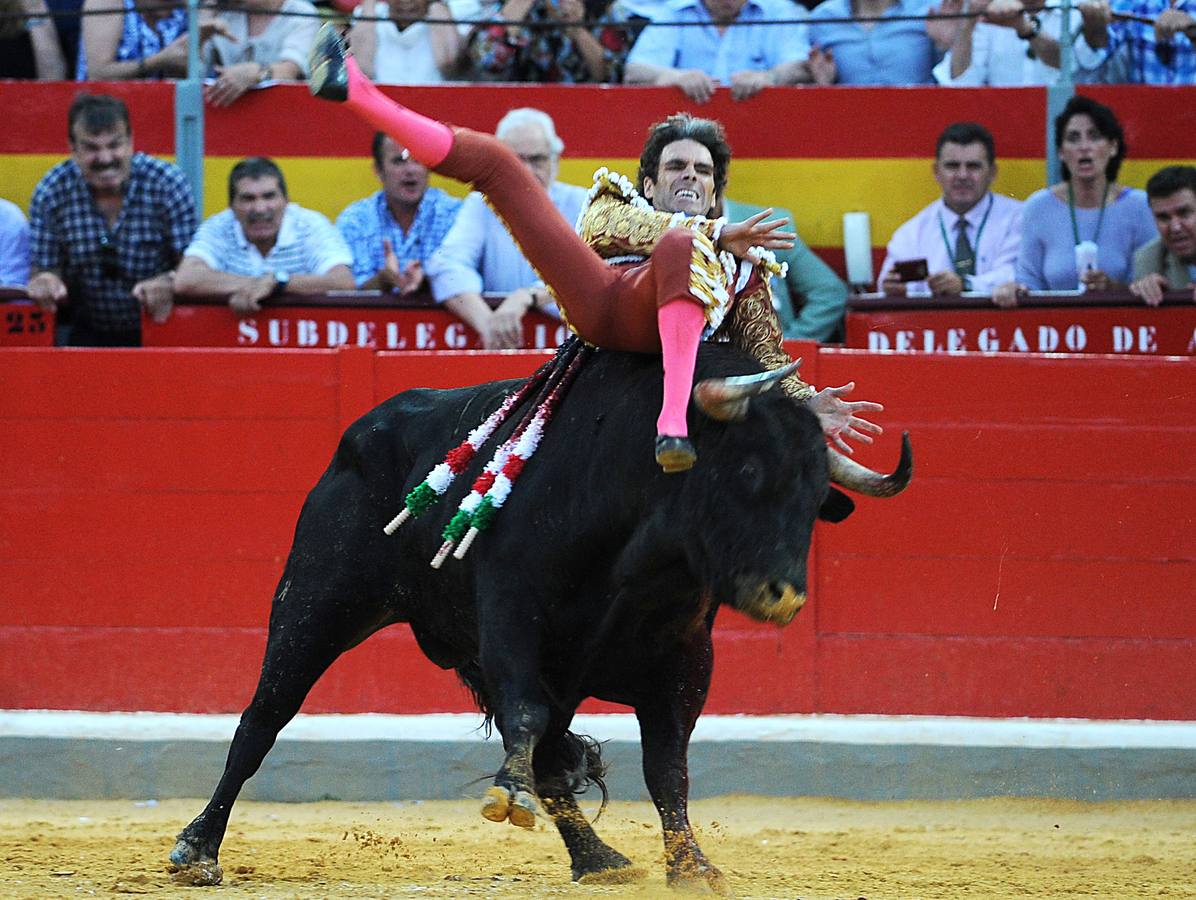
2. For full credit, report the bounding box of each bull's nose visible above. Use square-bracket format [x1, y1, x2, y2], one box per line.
[737, 581, 806, 626]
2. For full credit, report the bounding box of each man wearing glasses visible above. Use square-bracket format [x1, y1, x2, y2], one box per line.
[425, 107, 586, 349]
[26, 94, 198, 346]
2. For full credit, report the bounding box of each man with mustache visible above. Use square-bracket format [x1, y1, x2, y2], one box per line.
[175, 157, 355, 314]
[26, 93, 198, 345]
[878, 121, 1023, 302]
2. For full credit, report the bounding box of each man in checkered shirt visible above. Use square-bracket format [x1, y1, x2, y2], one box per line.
[1075, 0, 1196, 83]
[26, 94, 198, 346]
[175, 157, 355, 313]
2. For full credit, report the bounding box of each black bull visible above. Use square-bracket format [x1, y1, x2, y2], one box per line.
[170, 343, 912, 892]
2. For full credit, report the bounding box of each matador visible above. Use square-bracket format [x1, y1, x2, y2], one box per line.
[309, 24, 882, 471]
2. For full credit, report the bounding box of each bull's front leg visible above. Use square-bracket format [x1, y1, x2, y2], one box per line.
[635, 638, 727, 894]
[482, 699, 548, 828]
[477, 599, 551, 829]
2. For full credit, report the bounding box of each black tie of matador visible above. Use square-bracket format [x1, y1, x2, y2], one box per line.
[953, 216, 975, 281]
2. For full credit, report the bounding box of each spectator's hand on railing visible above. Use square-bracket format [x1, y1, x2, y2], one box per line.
[1154, 8, 1196, 43]
[718, 209, 795, 259]
[487, 289, 533, 349]
[729, 70, 773, 101]
[663, 69, 716, 103]
[807, 46, 836, 85]
[205, 63, 265, 108]
[1080, 268, 1115, 292]
[991, 281, 1024, 308]
[133, 273, 176, 324]
[1129, 273, 1170, 307]
[927, 270, 965, 295]
[927, 0, 965, 49]
[229, 273, 274, 315]
[1077, 0, 1112, 46]
[880, 272, 908, 297]
[27, 272, 67, 314]
[982, 0, 1025, 29]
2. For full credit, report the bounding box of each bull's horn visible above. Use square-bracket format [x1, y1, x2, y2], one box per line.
[827, 431, 913, 497]
[693, 359, 801, 422]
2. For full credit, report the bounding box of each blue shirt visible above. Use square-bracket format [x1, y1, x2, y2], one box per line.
[427, 180, 586, 301]
[336, 188, 461, 287]
[0, 198, 30, 286]
[1086, 0, 1196, 84]
[809, 0, 938, 85]
[1016, 187, 1157, 290]
[627, 0, 810, 80]
[185, 204, 353, 278]
[76, 0, 187, 80]
[29, 153, 197, 332]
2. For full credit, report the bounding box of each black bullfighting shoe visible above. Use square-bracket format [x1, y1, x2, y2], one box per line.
[655, 435, 696, 473]
[309, 23, 349, 102]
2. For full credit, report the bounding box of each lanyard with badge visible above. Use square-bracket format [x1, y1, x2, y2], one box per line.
[937, 193, 993, 288]
[1068, 181, 1110, 284]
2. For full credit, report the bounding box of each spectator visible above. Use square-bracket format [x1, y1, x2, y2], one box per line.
[0, 198, 31, 286]
[426, 107, 586, 348]
[176, 157, 354, 315]
[77, 0, 230, 79]
[1008, 96, 1154, 298]
[202, 0, 319, 107]
[935, 0, 1090, 85]
[26, 94, 197, 346]
[471, 0, 640, 83]
[0, 0, 66, 78]
[879, 122, 1022, 300]
[1074, 0, 1196, 84]
[625, 0, 827, 100]
[721, 196, 847, 341]
[808, 0, 960, 85]
[1130, 165, 1196, 305]
[349, 0, 476, 83]
[336, 132, 462, 291]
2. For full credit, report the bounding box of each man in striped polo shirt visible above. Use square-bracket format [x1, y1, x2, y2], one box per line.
[175, 157, 355, 313]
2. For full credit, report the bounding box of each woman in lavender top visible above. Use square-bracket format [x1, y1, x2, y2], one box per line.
[1011, 96, 1155, 295]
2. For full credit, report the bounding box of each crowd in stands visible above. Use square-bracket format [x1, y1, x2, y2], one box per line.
[3, 87, 1192, 348]
[1, 0, 1195, 86]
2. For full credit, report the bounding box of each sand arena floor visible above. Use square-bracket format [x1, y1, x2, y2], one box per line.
[1, 796, 1194, 899]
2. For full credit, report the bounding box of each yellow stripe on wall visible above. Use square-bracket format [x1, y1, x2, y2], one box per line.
[5, 154, 1187, 250]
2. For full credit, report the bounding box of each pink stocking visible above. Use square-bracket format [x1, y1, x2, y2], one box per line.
[344, 57, 453, 168]
[655, 299, 706, 438]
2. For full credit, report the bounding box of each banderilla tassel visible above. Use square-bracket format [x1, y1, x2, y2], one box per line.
[430, 539, 456, 569]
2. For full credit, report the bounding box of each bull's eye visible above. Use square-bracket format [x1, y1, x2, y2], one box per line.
[738, 459, 764, 494]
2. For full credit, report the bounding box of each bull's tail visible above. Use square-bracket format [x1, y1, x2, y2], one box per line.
[536, 731, 610, 822]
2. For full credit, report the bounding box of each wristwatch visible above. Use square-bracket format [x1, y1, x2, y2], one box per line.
[269, 270, 290, 297]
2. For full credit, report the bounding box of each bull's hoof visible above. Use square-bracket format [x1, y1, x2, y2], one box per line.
[168, 838, 223, 886]
[668, 864, 729, 895]
[577, 862, 646, 884]
[737, 582, 805, 626]
[481, 785, 540, 828]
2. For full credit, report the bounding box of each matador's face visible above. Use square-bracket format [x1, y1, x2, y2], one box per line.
[643, 139, 716, 218]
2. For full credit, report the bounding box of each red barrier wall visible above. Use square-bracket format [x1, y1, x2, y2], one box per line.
[2, 347, 1194, 719]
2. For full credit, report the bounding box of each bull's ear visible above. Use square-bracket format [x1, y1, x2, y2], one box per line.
[818, 487, 855, 523]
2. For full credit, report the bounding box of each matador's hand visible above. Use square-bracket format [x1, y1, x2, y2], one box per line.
[719, 209, 795, 261]
[807, 382, 884, 455]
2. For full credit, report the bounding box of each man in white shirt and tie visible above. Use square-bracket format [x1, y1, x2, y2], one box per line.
[879, 122, 1023, 301]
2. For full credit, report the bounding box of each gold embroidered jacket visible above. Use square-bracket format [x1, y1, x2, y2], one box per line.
[577, 169, 815, 402]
